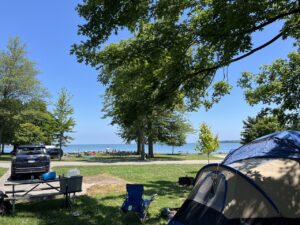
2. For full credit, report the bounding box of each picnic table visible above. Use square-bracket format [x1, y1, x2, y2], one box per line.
[4, 176, 82, 214]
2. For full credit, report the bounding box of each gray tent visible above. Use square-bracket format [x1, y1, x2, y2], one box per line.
[169, 131, 300, 225]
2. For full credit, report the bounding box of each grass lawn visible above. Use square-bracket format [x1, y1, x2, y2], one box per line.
[0, 153, 12, 161]
[0, 152, 222, 162]
[0, 167, 7, 177]
[61, 153, 221, 162]
[0, 164, 202, 225]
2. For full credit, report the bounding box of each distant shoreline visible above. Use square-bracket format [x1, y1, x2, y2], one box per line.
[68, 141, 241, 145]
[3, 142, 241, 154]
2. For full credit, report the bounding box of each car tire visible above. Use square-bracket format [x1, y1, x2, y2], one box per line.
[10, 173, 16, 180]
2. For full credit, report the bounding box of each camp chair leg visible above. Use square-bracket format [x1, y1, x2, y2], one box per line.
[11, 199, 16, 215]
[140, 212, 147, 222]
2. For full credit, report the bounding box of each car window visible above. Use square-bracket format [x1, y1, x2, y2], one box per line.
[17, 147, 46, 155]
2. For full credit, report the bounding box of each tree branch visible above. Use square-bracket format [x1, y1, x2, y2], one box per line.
[189, 29, 286, 76]
[246, 7, 300, 34]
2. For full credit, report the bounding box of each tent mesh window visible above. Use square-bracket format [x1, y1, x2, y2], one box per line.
[189, 171, 227, 212]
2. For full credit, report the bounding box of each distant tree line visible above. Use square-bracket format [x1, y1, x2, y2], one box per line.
[0, 37, 75, 153]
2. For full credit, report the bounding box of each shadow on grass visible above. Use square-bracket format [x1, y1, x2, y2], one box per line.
[62, 153, 210, 163]
[64, 154, 221, 163]
[9, 194, 163, 225]
[1, 170, 197, 225]
[9, 178, 190, 225]
[144, 180, 193, 200]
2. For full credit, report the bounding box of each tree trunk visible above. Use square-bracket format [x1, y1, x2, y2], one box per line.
[142, 141, 145, 159]
[148, 136, 154, 158]
[207, 153, 210, 164]
[138, 127, 145, 160]
[1, 144, 4, 155]
[136, 137, 141, 155]
[59, 133, 62, 149]
[0, 126, 3, 154]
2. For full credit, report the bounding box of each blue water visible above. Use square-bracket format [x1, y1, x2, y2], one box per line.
[4, 142, 240, 154]
[63, 142, 240, 154]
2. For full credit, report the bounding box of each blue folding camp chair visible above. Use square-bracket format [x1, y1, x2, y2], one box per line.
[121, 184, 157, 221]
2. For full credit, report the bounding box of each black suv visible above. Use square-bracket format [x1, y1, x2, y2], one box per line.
[11, 145, 50, 179]
[46, 147, 63, 160]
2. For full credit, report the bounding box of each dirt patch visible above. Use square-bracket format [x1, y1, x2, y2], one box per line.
[86, 183, 125, 195]
[82, 174, 127, 195]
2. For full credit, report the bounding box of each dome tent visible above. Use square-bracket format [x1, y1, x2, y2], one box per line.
[168, 130, 300, 225]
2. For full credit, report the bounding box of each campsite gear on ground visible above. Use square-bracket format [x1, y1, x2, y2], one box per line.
[40, 171, 57, 181]
[178, 177, 194, 186]
[168, 130, 300, 225]
[0, 191, 12, 215]
[59, 175, 83, 208]
[161, 208, 179, 220]
[121, 184, 157, 221]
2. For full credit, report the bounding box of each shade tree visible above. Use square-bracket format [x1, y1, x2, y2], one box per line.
[72, 0, 299, 110]
[239, 51, 300, 129]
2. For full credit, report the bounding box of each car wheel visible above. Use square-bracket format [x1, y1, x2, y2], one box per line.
[10, 173, 16, 180]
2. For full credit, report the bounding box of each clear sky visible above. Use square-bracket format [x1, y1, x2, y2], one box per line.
[0, 1, 296, 144]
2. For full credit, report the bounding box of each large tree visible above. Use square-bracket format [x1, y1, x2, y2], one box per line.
[100, 43, 194, 159]
[72, 1, 299, 159]
[72, 0, 299, 109]
[0, 100, 56, 149]
[156, 113, 194, 155]
[0, 99, 23, 152]
[0, 37, 46, 150]
[15, 100, 56, 145]
[14, 123, 46, 145]
[53, 88, 76, 149]
[240, 116, 283, 144]
[0, 37, 44, 101]
[239, 51, 300, 129]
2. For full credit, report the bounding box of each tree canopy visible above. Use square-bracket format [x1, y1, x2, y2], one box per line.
[240, 116, 283, 144]
[72, 0, 300, 109]
[239, 51, 300, 129]
[71, 1, 299, 158]
[0, 37, 46, 102]
[0, 37, 50, 151]
[53, 88, 76, 149]
[14, 123, 46, 145]
[0, 38, 76, 151]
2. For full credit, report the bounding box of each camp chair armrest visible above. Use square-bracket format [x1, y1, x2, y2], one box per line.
[149, 193, 158, 201]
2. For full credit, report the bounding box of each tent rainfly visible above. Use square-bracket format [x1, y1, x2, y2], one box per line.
[169, 130, 300, 225]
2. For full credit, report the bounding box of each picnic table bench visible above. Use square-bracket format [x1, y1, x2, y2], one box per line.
[4, 176, 83, 214]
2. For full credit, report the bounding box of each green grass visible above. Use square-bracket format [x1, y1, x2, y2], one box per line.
[0, 152, 224, 162]
[0, 164, 202, 225]
[0, 153, 12, 161]
[0, 167, 7, 177]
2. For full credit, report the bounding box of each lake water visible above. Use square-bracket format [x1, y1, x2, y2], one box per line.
[4, 142, 241, 154]
[63, 142, 240, 154]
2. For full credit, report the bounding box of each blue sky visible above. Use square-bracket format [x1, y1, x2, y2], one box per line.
[0, 1, 296, 144]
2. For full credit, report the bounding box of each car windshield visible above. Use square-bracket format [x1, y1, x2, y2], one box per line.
[17, 147, 45, 155]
